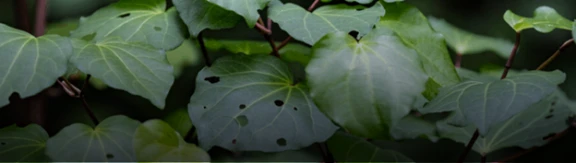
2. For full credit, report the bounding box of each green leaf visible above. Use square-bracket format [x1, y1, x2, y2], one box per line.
[173, 0, 242, 36]
[328, 132, 414, 162]
[306, 27, 428, 138]
[0, 24, 72, 108]
[573, 20, 576, 43]
[421, 70, 566, 135]
[162, 109, 193, 136]
[211, 146, 323, 162]
[437, 89, 575, 154]
[70, 0, 187, 50]
[45, 115, 141, 162]
[268, 2, 385, 45]
[204, 39, 312, 65]
[46, 19, 79, 37]
[428, 17, 514, 58]
[206, 0, 271, 28]
[0, 124, 50, 162]
[69, 37, 175, 109]
[167, 39, 201, 77]
[391, 115, 439, 142]
[134, 119, 210, 162]
[188, 55, 338, 152]
[503, 6, 574, 33]
[379, 3, 460, 87]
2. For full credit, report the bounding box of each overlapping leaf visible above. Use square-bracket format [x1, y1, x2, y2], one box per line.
[0, 24, 72, 108]
[0, 124, 50, 162]
[503, 6, 574, 33]
[306, 27, 428, 138]
[133, 119, 210, 162]
[420, 70, 566, 135]
[268, 2, 385, 45]
[188, 55, 338, 152]
[70, 0, 187, 50]
[204, 39, 312, 65]
[391, 115, 439, 141]
[45, 115, 141, 162]
[69, 37, 174, 109]
[206, 0, 271, 28]
[173, 0, 242, 36]
[328, 132, 413, 162]
[428, 17, 514, 58]
[162, 109, 193, 136]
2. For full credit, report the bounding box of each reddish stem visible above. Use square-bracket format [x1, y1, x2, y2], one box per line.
[13, 0, 31, 33]
[256, 18, 280, 57]
[457, 129, 479, 163]
[34, 0, 48, 37]
[536, 38, 574, 70]
[500, 32, 521, 79]
[275, 0, 320, 52]
[455, 53, 463, 68]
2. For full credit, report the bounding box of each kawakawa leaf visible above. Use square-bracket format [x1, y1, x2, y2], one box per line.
[45, 115, 141, 162]
[504, 6, 574, 33]
[188, 55, 338, 152]
[173, 0, 242, 36]
[134, 119, 210, 162]
[390, 115, 439, 142]
[328, 132, 414, 163]
[70, 37, 174, 109]
[162, 109, 193, 136]
[437, 89, 575, 154]
[268, 1, 384, 45]
[0, 124, 50, 162]
[428, 17, 514, 58]
[321, 0, 403, 4]
[0, 23, 72, 108]
[204, 39, 312, 65]
[306, 27, 428, 138]
[70, 0, 187, 50]
[206, 0, 271, 28]
[420, 70, 566, 135]
[379, 3, 460, 87]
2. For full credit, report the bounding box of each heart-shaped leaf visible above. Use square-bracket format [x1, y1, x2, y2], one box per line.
[206, 0, 271, 28]
[45, 115, 141, 162]
[428, 17, 514, 58]
[204, 39, 312, 65]
[268, 2, 384, 45]
[420, 70, 566, 135]
[70, 37, 174, 109]
[328, 132, 414, 162]
[503, 6, 574, 33]
[0, 124, 50, 162]
[133, 119, 210, 162]
[0, 24, 72, 108]
[306, 27, 428, 138]
[188, 55, 338, 152]
[70, 0, 187, 50]
[173, 0, 242, 36]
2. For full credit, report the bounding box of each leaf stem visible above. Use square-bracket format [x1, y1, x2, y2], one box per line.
[500, 32, 521, 79]
[454, 53, 463, 68]
[481, 155, 486, 163]
[13, 0, 31, 33]
[275, 0, 321, 51]
[536, 38, 574, 70]
[197, 32, 211, 67]
[256, 18, 280, 57]
[255, 22, 272, 35]
[317, 143, 335, 163]
[457, 129, 479, 163]
[33, 0, 47, 37]
[80, 75, 99, 125]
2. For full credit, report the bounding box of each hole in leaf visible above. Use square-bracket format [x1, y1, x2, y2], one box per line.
[81, 33, 96, 41]
[236, 115, 248, 127]
[154, 26, 162, 31]
[293, 107, 298, 111]
[542, 133, 556, 140]
[274, 100, 284, 107]
[276, 138, 287, 146]
[232, 139, 237, 144]
[0, 142, 5, 145]
[203, 106, 207, 109]
[551, 101, 557, 106]
[118, 13, 131, 18]
[106, 153, 114, 159]
[545, 115, 554, 119]
[204, 76, 220, 84]
[239, 104, 246, 109]
[348, 30, 359, 40]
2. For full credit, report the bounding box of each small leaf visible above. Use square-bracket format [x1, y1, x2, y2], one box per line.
[306, 27, 428, 138]
[421, 70, 566, 135]
[390, 115, 439, 142]
[45, 115, 141, 162]
[328, 132, 414, 162]
[134, 119, 210, 162]
[188, 55, 338, 152]
[204, 39, 312, 65]
[0, 23, 72, 108]
[70, 37, 175, 109]
[268, 2, 385, 45]
[503, 6, 574, 33]
[206, 0, 271, 28]
[0, 124, 50, 162]
[428, 17, 514, 58]
[70, 0, 187, 50]
[173, 0, 242, 36]
[162, 109, 193, 136]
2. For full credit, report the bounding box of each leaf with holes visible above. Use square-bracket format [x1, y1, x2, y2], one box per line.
[268, 1, 385, 45]
[173, 0, 242, 36]
[0, 124, 50, 162]
[437, 89, 575, 154]
[328, 132, 414, 162]
[379, 3, 460, 88]
[188, 55, 338, 152]
[390, 115, 439, 142]
[428, 17, 514, 58]
[70, 37, 174, 109]
[45, 115, 140, 162]
[503, 6, 574, 33]
[70, 0, 187, 50]
[206, 0, 271, 28]
[204, 39, 312, 65]
[133, 119, 210, 162]
[420, 70, 566, 135]
[0, 24, 72, 108]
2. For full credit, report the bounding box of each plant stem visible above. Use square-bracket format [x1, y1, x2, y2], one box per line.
[318, 143, 335, 163]
[80, 75, 99, 125]
[267, 18, 272, 30]
[256, 18, 280, 57]
[454, 53, 462, 68]
[34, 0, 48, 37]
[481, 155, 486, 163]
[501, 32, 521, 79]
[197, 32, 211, 67]
[255, 22, 272, 35]
[308, 0, 321, 11]
[536, 38, 574, 70]
[13, 0, 31, 33]
[457, 129, 479, 163]
[275, 0, 320, 51]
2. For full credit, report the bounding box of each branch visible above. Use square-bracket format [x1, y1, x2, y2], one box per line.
[256, 18, 280, 57]
[275, 0, 321, 51]
[255, 22, 272, 35]
[457, 129, 480, 163]
[197, 32, 211, 67]
[13, 0, 31, 33]
[34, 0, 48, 37]
[454, 53, 463, 68]
[536, 38, 574, 70]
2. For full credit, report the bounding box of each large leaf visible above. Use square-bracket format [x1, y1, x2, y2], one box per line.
[45, 115, 141, 162]
[70, 37, 174, 109]
[503, 6, 574, 33]
[0, 124, 49, 162]
[268, 2, 385, 45]
[379, 3, 460, 87]
[133, 119, 210, 162]
[70, 0, 187, 50]
[0, 24, 72, 108]
[204, 39, 312, 65]
[421, 70, 566, 135]
[173, 0, 242, 36]
[188, 55, 338, 152]
[206, 0, 271, 28]
[328, 132, 414, 162]
[306, 27, 428, 138]
[428, 17, 514, 58]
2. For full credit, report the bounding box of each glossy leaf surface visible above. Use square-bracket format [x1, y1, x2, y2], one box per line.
[0, 124, 49, 162]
